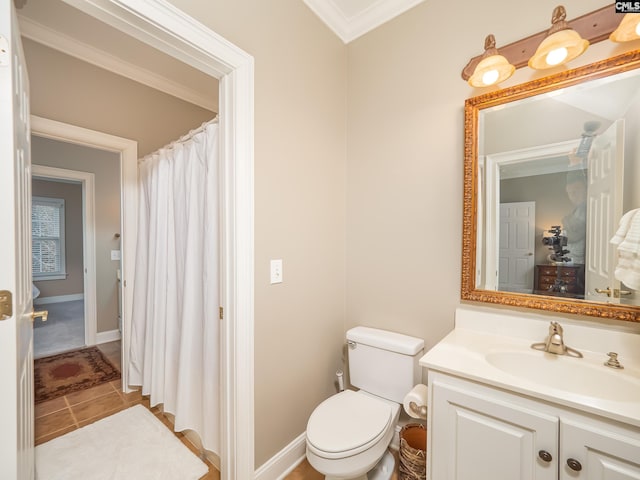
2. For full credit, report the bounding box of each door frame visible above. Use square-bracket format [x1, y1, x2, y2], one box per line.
[31, 163, 98, 350]
[31, 116, 136, 391]
[58, 1, 256, 478]
[484, 139, 579, 290]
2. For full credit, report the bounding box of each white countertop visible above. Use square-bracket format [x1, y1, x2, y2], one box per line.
[419, 326, 640, 427]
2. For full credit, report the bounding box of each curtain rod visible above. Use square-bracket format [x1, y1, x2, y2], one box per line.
[139, 115, 218, 164]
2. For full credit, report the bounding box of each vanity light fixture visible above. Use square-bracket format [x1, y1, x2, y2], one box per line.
[610, 13, 640, 42]
[461, 5, 620, 86]
[468, 35, 515, 87]
[528, 6, 589, 70]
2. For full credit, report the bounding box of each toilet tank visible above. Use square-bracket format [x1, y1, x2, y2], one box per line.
[347, 326, 424, 404]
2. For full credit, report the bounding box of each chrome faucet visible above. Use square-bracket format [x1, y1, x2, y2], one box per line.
[531, 321, 583, 358]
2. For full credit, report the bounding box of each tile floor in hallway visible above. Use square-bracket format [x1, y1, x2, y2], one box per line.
[34, 341, 220, 480]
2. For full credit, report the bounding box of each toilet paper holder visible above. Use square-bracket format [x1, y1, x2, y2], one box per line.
[409, 401, 427, 420]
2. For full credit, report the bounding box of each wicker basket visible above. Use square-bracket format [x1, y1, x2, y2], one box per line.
[398, 423, 426, 480]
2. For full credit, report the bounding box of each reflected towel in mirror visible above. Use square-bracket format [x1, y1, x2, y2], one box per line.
[611, 208, 640, 290]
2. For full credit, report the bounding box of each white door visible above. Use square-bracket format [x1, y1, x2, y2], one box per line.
[585, 120, 624, 302]
[499, 202, 536, 293]
[430, 380, 558, 480]
[0, 1, 35, 478]
[561, 417, 640, 480]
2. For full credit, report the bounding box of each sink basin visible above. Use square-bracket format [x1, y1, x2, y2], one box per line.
[485, 350, 640, 402]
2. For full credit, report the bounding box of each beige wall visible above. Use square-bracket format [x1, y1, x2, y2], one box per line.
[24, 38, 219, 329]
[32, 179, 84, 297]
[501, 173, 573, 265]
[165, 0, 347, 468]
[166, 0, 640, 469]
[32, 136, 121, 334]
[345, 0, 638, 351]
[624, 95, 640, 212]
[22, 39, 215, 157]
[25, 0, 640, 470]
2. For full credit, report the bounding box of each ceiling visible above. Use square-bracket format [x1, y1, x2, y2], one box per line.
[303, 0, 427, 43]
[17, 0, 218, 112]
[15, 0, 425, 110]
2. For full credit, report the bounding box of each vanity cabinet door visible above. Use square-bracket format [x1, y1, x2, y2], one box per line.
[430, 379, 558, 480]
[561, 417, 640, 480]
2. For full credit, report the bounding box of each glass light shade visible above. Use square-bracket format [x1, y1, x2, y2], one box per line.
[610, 14, 640, 42]
[546, 47, 568, 66]
[468, 54, 515, 87]
[528, 29, 589, 70]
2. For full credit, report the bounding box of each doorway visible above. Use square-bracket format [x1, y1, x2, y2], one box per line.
[48, 5, 256, 476]
[1, 1, 255, 478]
[31, 138, 122, 359]
[31, 116, 136, 385]
[31, 173, 86, 357]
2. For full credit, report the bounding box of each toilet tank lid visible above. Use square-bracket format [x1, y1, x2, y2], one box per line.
[347, 327, 424, 355]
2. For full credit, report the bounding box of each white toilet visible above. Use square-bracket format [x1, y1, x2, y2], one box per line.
[306, 326, 424, 480]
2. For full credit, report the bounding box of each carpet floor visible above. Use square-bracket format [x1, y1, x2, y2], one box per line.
[34, 300, 85, 358]
[34, 346, 121, 404]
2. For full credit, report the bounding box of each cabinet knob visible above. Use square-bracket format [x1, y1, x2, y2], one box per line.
[538, 450, 553, 462]
[566, 458, 582, 471]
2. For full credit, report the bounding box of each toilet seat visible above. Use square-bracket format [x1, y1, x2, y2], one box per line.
[306, 390, 392, 459]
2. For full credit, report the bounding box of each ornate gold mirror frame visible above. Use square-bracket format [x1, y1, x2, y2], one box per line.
[462, 50, 640, 322]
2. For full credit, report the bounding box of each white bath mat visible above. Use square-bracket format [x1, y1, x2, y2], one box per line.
[35, 404, 209, 480]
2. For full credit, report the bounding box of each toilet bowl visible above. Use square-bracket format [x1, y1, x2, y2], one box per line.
[306, 390, 400, 480]
[305, 326, 424, 480]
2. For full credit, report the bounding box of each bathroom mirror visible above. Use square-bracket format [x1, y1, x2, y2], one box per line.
[462, 50, 640, 322]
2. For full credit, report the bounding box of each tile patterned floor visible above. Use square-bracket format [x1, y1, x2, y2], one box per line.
[34, 341, 220, 480]
[36, 341, 399, 480]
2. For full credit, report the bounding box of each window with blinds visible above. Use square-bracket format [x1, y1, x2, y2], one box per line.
[32, 196, 66, 280]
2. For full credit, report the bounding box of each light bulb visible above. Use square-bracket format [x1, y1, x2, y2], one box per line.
[482, 69, 499, 86]
[635, 21, 640, 36]
[546, 47, 568, 66]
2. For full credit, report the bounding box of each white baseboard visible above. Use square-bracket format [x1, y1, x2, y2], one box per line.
[96, 329, 121, 344]
[154, 410, 221, 470]
[34, 293, 84, 305]
[254, 425, 403, 480]
[253, 424, 403, 480]
[254, 432, 306, 480]
[183, 430, 220, 470]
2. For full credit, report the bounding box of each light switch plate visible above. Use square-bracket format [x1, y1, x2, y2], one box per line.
[111, 250, 121, 261]
[270, 259, 283, 284]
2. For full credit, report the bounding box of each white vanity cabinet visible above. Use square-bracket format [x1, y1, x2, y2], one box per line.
[561, 417, 640, 480]
[428, 372, 640, 480]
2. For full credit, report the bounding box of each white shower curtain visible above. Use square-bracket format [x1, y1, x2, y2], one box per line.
[129, 120, 220, 454]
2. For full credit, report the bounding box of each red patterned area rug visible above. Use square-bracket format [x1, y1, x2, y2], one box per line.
[34, 346, 120, 404]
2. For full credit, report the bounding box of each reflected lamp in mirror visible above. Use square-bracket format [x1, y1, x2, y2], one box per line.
[468, 35, 515, 87]
[528, 6, 589, 70]
[610, 14, 640, 42]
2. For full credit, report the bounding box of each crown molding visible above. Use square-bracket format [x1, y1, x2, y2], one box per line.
[18, 15, 217, 112]
[303, 0, 426, 43]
